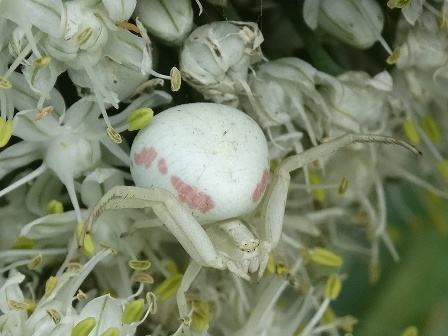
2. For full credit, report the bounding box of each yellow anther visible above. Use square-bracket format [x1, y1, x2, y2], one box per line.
[84, 235, 96, 256]
[324, 274, 342, 300]
[0, 117, 13, 147]
[270, 159, 280, 172]
[76, 28, 93, 45]
[100, 288, 118, 298]
[122, 298, 145, 324]
[27, 253, 43, 270]
[275, 262, 290, 276]
[100, 327, 120, 336]
[192, 300, 210, 331]
[309, 247, 343, 268]
[402, 119, 420, 144]
[170, 67, 181, 92]
[77, 223, 95, 256]
[7, 300, 29, 311]
[165, 258, 181, 275]
[46, 199, 64, 214]
[386, 47, 401, 64]
[309, 171, 326, 202]
[76, 290, 88, 301]
[0, 76, 12, 89]
[98, 243, 117, 254]
[294, 325, 306, 335]
[35, 106, 54, 121]
[146, 292, 157, 314]
[67, 262, 83, 272]
[106, 127, 122, 144]
[322, 307, 336, 324]
[266, 253, 276, 274]
[437, 159, 448, 181]
[154, 273, 183, 301]
[128, 259, 151, 270]
[45, 276, 58, 297]
[132, 272, 155, 284]
[181, 316, 192, 326]
[127, 107, 154, 131]
[117, 21, 140, 33]
[71, 317, 97, 336]
[46, 308, 61, 324]
[338, 176, 349, 195]
[420, 115, 441, 144]
[24, 298, 36, 314]
[33, 56, 51, 68]
[338, 316, 358, 332]
[12, 237, 35, 249]
[401, 326, 419, 336]
[387, 0, 411, 9]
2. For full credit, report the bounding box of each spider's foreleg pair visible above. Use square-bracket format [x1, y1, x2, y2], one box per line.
[261, 133, 420, 249]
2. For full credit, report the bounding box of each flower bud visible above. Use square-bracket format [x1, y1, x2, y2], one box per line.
[24, 0, 64, 38]
[102, 0, 136, 22]
[134, 0, 193, 45]
[306, 0, 384, 49]
[180, 21, 263, 106]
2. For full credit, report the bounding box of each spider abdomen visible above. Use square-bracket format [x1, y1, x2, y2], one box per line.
[130, 103, 270, 223]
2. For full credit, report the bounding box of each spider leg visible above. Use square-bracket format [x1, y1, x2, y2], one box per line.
[79, 186, 224, 269]
[262, 134, 420, 248]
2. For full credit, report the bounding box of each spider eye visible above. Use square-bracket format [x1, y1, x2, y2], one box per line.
[240, 239, 260, 252]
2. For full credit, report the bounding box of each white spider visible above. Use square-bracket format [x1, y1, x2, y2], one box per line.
[78, 103, 419, 282]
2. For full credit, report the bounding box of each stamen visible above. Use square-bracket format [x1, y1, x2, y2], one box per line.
[121, 298, 145, 324]
[34, 106, 54, 121]
[4, 31, 44, 79]
[27, 253, 43, 270]
[71, 317, 97, 336]
[0, 163, 47, 198]
[0, 117, 13, 147]
[127, 107, 154, 131]
[44, 276, 58, 298]
[170, 67, 181, 92]
[106, 127, 122, 143]
[402, 119, 420, 144]
[387, 0, 411, 9]
[8, 300, 29, 311]
[128, 259, 151, 270]
[338, 176, 349, 194]
[46, 308, 62, 324]
[117, 21, 141, 33]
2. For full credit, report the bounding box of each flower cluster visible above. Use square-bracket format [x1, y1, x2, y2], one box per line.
[0, 0, 447, 335]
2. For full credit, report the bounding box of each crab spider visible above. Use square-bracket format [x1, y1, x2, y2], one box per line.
[78, 103, 419, 282]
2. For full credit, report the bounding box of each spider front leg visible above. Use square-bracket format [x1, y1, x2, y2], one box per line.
[78, 186, 225, 270]
[261, 134, 420, 249]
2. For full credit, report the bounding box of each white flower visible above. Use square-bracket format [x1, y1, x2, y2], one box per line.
[0, 75, 171, 223]
[317, 70, 394, 137]
[180, 21, 264, 106]
[241, 57, 329, 147]
[0, 271, 27, 336]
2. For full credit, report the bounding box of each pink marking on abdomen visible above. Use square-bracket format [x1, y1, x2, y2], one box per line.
[158, 158, 168, 175]
[252, 169, 269, 203]
[171, 176, 215, 213]
[134, 147, 157, 169]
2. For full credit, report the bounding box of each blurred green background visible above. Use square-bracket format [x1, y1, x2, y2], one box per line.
[334, 181, 448, 336]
